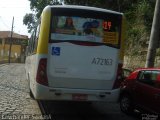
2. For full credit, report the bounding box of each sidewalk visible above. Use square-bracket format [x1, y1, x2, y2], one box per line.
[0, 64, 41, 119]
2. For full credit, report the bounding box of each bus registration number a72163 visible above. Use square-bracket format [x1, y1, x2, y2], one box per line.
[91, 57, 113, 66]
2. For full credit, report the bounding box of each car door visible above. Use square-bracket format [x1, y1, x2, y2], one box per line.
[154, 73, 160, 113]
[132, 70, 159, 112]
[154, 85, 160, 113]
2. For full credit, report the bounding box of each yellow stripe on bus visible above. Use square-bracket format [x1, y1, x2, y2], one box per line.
[37, 6, 51, 54]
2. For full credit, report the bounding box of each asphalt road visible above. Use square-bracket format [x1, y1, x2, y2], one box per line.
[41, 100, 141, 120]
[0, 63, 141, 120]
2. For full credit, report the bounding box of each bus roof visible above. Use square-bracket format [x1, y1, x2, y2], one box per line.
[47, 5, 123, 15]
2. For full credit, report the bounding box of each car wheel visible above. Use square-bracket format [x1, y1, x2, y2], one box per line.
[120, 94, 134, 114]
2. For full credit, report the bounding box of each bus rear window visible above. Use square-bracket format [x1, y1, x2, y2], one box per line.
[50, 10, 121, 47]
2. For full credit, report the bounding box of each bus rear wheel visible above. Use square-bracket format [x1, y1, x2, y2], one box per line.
[29, 89, 35, 99]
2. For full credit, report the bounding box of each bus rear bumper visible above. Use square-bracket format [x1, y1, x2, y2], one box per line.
[33, 83, 120, 102]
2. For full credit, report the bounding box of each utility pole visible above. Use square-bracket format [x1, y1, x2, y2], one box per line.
[8, 17, 14, 64]
[145, 0, 160, 67]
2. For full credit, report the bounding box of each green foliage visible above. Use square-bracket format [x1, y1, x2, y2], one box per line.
[135, 0, 154, 32]
[64, 0, 117, 10]
[156, 48, 160, 56]
[23, 13, 36, 33]
[124, 0, 155, 56]
[28, 0, 62, 18]
[23, 0, 61, 33]
[64, 0, 142, 12]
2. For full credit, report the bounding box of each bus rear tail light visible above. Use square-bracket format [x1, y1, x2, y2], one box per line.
[113, 64, 123, 89]
[36, 58, 48, 86]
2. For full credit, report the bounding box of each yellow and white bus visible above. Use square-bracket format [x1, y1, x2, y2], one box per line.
[25, 5, 125, 102]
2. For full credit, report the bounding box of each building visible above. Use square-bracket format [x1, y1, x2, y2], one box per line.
[0, 31, 28, 62]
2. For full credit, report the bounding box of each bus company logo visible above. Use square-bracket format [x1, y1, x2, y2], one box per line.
[52, 47, 61, 56]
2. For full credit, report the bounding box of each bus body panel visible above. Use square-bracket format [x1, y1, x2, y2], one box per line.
[25, 5, 125, 102]
[47, 42, 119, 90]
[34, 82, 120, 102]
[26, 54, 120, 101]
[25, 54, 47, 96]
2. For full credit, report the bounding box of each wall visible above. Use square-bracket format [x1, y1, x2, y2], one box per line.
[0, 43, 21, 61]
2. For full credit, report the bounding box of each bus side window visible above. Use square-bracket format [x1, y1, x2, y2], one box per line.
[28, 36, 32, 55]
[27, 39, 30, 55]
[28, 19, 41, 55]
[34, 21, 41, 53]
[25, 46, 28, 56]
[32, 30, 36, 53]
[31, 33, 34, 54]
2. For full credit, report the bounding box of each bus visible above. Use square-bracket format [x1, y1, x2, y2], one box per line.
[25, 5, 125, 102]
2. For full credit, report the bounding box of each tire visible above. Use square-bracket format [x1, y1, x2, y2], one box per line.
[29, 89, 35, 99]
[28, 74, 35, 99]
[120, 94, 134, 114]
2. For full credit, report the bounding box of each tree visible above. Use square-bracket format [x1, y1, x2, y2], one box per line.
[64, 0, 141, 12]
[23, 13, 36, 33]
[23, 0, 62, 33]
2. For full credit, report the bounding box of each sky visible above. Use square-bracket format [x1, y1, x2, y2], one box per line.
[0, 0, 31, 36]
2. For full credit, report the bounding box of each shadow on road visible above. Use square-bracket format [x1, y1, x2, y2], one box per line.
[42, 101, 141, 120]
